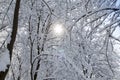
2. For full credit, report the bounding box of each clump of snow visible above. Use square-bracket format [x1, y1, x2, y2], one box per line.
[0, 49, 10, 71]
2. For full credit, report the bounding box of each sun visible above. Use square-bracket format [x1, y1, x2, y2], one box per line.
[53, 24, 64, 35]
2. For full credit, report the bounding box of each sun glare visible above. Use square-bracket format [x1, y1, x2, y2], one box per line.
[53, 24, 64, 35]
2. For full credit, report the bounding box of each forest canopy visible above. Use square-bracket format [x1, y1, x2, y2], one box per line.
[0, 0, 120, 80]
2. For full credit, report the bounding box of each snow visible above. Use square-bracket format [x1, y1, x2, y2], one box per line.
[113, 27, 120, 38]
[1, 0, 120, 80]
[116, 0, 120, 7]
[0, 49, 10, 71]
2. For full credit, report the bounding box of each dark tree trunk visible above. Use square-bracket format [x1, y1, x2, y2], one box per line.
[33, 15, 41, 80]
[7, 0, 21, 61]
[0, 0, 21, 80]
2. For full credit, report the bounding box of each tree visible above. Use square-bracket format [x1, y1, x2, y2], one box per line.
[0, 0, 21, 79]
[0, 0, 120, 80]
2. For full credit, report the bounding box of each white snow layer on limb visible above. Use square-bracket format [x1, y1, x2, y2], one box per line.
[0, 48, 10, 71]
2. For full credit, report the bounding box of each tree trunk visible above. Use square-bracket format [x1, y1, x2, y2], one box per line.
[0, 0, 21, 79]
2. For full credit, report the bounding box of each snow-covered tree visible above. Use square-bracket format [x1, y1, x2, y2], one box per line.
[0, 0, 120, 80]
